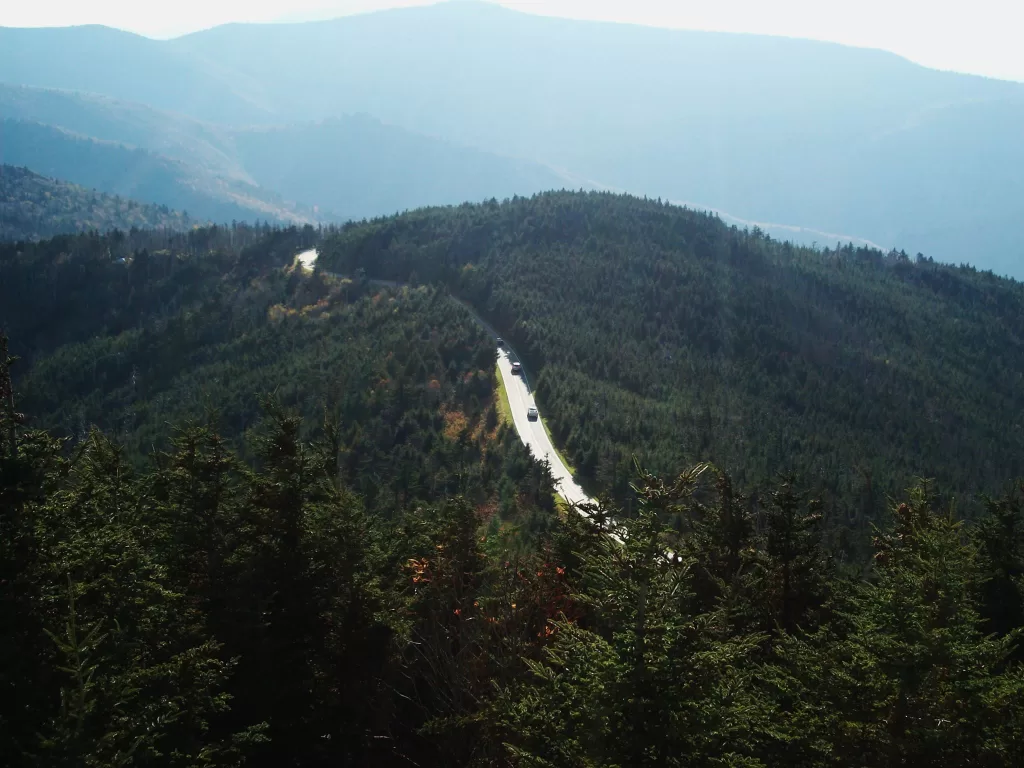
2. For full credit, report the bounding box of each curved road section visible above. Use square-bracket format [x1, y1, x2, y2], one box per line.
[496, 350, 591, 506]
[294, 249, 593, 506]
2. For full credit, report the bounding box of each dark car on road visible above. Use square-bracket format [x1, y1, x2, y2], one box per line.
[511, 361, 522, 375]
[527, 407, 539, 421]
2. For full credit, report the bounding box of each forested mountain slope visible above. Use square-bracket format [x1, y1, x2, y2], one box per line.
[6, 244, 1024, 767]
[6, 224, 1024, 767]
[0, 224, 553, 520]
[0, 224, 559, 767]
[321, 191, 1024, 517]
[0, 164, 194, 240]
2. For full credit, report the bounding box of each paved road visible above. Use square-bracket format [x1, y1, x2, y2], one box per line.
[292, 248, 593, 506]
[495, 349, 592, 506]
[295, 249, 318, 270]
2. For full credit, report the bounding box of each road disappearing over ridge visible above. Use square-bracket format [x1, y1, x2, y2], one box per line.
[293, 248, 593, 506]
[295, 249, 318, 270]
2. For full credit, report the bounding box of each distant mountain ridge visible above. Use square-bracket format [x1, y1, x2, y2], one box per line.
[167, 2, 1024, 274]
[231, 115, 575, 220]
[0, 24, 271, 124]
[2, 2, 1023, 273]
[0, 83, 250, 181]
[0, 118, 314, 225]
[0, 82, 575, 225]
[0, 164, 195, 240]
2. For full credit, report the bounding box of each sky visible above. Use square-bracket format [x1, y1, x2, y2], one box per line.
[2, 0, 1023, 82]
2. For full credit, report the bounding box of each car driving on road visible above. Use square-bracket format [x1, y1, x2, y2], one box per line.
[527, 407, 539, 421]
[511, 361, 522, 375]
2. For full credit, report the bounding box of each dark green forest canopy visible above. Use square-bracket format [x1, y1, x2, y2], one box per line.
[0, 223, 555, 521]
[0, 164, 195, 241]
[5, 217, 1024, 768]
[320, 191, 1024, 511]
[5, 365, 1024, 766]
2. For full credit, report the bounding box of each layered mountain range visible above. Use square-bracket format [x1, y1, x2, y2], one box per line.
[2, 1, 1022, 274]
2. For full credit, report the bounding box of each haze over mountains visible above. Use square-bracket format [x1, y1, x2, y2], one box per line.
[0, 82, 569, 227]
[2, 0, 1023, 274]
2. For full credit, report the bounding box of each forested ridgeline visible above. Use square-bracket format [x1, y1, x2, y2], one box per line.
[0, 165, 196, 242]
[4, 222, 1024, 765]
[319, 191, 1024, 524]
[1, 223, 313, 364]
[4, 356, 1024, 766]
[0, 224, 554, 522]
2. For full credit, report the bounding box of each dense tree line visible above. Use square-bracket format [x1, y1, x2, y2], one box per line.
[0, 165, 196, 241]
[5, 341, 1024, 766]
[0, 221, 310, 361]
[1, 223, 553, 522]
[320, 191, 1024, 538]
[5, 221, 1024, 764]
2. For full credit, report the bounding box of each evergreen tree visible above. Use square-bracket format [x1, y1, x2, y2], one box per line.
[223, 402, 393, 767]
[496, 470, 770, 767]
[0, 333, 60, 766]
[776, 484, 1024, 766]
[761, 475, 830, 635]
[155, 422, 238, 618]
[31, 430, 248, 766]
[975, 485, 1024, 649]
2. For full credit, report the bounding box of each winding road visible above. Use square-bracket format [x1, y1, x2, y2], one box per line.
[495, 349, 591, 506]
[294, 249, 594, 506]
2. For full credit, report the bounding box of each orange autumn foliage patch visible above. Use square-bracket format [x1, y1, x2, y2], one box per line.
[300, 297, 332, 316]
[267, 303, 298, 322]
[441, 407, 469, 440]
[406, 557, 430, 585]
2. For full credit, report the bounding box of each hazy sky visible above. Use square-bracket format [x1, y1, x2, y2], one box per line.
[3, 0, 1023, 82]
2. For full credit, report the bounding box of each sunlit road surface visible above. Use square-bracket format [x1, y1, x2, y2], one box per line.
[295, 248, 317, 270]
[495, 349, 593, 507]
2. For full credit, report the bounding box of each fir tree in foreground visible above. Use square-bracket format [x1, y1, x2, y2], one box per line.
[5, 330, 1024, 766]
